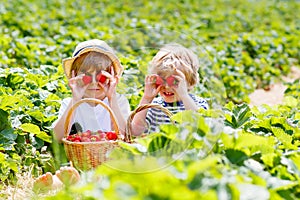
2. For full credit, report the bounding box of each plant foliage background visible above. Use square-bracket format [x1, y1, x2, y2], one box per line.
[0, 0, 300, 199]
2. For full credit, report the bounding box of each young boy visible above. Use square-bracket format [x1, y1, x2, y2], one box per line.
[131, 43, 208, 136]
[34, 39, 130, 191]
[53, 39, 130, 141]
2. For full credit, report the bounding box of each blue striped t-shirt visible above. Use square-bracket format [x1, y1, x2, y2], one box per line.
[145, 94, 208, 133]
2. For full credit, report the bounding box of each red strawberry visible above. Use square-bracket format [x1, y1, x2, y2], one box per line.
[166, 76, 178, 87]
[82, 75, 92, 85]
[96, 74, 107, 84]
[106, 132, 118, 140]
[155, 76, 164, 87]
[66, 135, 72, 141]
[67, 134, 81, 142]
[97, 130, 107, 140]
[81, 130, 92, 137]
[81, 136, 91, 142]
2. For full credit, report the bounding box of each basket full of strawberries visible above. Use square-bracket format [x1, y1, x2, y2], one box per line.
[62, 98, 121, 171]
[66, 130, 118, 142]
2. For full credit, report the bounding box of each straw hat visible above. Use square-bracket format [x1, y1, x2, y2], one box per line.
[62, 39, 123, 79]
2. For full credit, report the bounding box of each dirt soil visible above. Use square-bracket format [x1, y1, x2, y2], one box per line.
[249, 66, 300, 106]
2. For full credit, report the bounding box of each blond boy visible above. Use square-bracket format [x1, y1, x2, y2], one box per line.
[132, 43, 208, 135]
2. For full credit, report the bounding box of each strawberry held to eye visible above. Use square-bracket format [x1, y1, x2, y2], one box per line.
[82, 75, 92, 85]
[166, 76, 178, 87]
[96, 73, 107, 84]
[155, 76, 164, 87]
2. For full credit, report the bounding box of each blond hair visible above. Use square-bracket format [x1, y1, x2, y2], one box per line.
[71, 51, 113, 76]
[149, 43, 200, 88]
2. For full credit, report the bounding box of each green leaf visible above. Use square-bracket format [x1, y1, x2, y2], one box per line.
[148, 134, 172, 153]
[225, 149, 248, 165]
[224, 103, 251, 129]
[0, 109, 11, 131]
[271, 127, 297, 150]
[236, 132, 275, 149]
[171, 110, 197, 124]
[187, 156, 220, 183]
[261, 153, 278, 168]
[283, 96, 298, 107]
[28, 110, 45, 122]
[0, 129, 17, 150]
[20, 123, 41, 135]
[36, 131, 52, 143]
[117, 141, 147, 155]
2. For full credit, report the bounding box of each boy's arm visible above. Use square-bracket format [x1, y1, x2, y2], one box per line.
[131, 75, 161, 136]
[130, 96, 153, 136]
[53, 98, 79, 142]
[109, 94, 127, 135]
[179, 94, 199, 111]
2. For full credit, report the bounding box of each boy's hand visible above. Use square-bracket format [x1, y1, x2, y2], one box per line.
[171, 69, 189, 98]
[68, 70, 89, 101]
[99, 66, 118, 100]
[143, 74, 161, 102]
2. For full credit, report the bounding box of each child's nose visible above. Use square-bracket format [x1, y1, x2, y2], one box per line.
[90, 72, 97, 83]
[92, 75, 97, 83]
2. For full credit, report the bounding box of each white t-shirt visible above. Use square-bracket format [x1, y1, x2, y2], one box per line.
[53, 94, 130, 132]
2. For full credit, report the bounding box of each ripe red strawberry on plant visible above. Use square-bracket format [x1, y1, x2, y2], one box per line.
[82, 75, 92, 85]
[106, 132, 118, 140]
[96, 73, 107, 84]
[166, 76, 178, 87]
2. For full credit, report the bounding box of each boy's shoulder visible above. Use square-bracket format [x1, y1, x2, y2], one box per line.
[189, 93, 209, 109]
[189, 93, 206, 101]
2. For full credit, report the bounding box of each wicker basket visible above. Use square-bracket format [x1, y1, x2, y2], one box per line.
[124, 104, 173, 142]
[62, 98, 120, 171]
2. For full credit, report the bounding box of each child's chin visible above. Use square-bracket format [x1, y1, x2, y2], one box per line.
[162, 97, 177, 103]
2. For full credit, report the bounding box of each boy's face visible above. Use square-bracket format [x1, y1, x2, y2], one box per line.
[78, 70, 107, 100]
[155, 75, 179, 103]
[159, 85, 178, 103]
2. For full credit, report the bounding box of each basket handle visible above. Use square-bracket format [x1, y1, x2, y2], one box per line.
[64, 98, 120, 137]
[125, 104, 173, 142]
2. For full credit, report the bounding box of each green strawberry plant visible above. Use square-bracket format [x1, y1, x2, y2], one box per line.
[0, 0, 300, 199]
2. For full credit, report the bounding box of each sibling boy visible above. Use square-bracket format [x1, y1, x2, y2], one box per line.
[34, 39, 130, 192]
[131, 43, 208, 135]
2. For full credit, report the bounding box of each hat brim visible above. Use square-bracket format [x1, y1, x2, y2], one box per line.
[62, 47, 123, 79]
